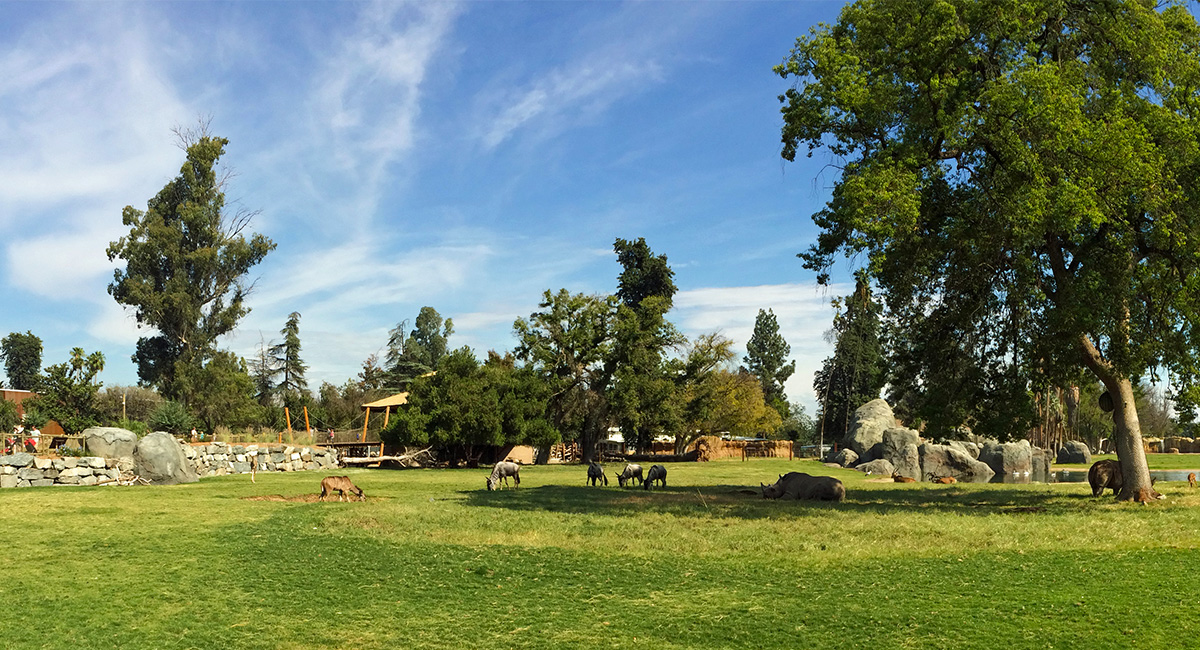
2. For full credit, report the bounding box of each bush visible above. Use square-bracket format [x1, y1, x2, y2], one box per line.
[96, 386, 163, 425]
[148, 401, 193, 436]
[117, 418, 149, 436]
[0, 399, 18, 433]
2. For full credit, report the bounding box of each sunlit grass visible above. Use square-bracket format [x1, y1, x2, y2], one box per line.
[1, 459, 1198, 648]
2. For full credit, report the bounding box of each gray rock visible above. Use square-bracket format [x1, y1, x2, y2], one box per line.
[946, 440, 980, 459]
[843, 399, 895, 461]
[856, 458, 896, 475]
[17, 467, 43, 481]
[31, 479, 54, 487]
[0, 453, 34, 468]
[0, 475, 17, 488]
[62, 458, 78, 469]
[827, 448, 859, 468]
[42, 469, 59, 479]
[1056, 441, 1091, 465]
[1031, 446, 1052, 482]
[920, 443, 996, 482]
[881, 427, 921, 479]
[133, 432, 199, 485]
[978, 440, 1032, 478]
[34, 458, 53, 470]
[232, 461, 251, 474]
[86, 457, 107, 469]
[0, 466, 13, 475]
[57, 475, 80, 485]
[79, 475, 98, 486]
[81, 427, 139, 459]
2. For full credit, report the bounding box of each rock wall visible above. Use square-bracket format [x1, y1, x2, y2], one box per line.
[0, 454, 126, 488]
[184, 442, 340, 477]
[0, 439, 341, 488]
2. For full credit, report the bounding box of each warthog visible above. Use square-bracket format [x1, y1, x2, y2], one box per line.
[487, 461, 521, 491]
[617, 463, 643, 487]
[1087, 460, 1159, 497]
[587, 462, 608, 486]
[892, 473, 916, 483]
[1088, 459, 1123, 497]
[1190, 472, 1197, 489]
[319, 476, 365, 502]
[644, 464, 667, 490]
[761, 472, 845, 502]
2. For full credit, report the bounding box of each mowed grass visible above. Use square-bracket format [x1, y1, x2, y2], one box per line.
[2, 459, 1200, 649]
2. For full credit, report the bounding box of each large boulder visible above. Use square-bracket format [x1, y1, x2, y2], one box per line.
[881, 427, 921, 479]
[843, 399, 896, 462]
[827, 448, 859, 468]
[856, 458, 895, 476]
[946, 440, 981, 460]
[1056, 441, 1091, 465]
[133, 432, 198, 485]
[82, 427, 139, 459]
[919, 443, 995, 482]
[1031, 446, 1052, 482]
[977, 440, 1032, 478]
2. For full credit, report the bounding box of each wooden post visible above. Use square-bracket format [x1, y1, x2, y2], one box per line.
[362, 408, 370, 441]
[283, 407, 291, 444]
[303, 406, 311, 435]
[383, 405, 391, 429]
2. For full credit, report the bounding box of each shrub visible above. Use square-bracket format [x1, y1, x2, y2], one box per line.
[148, 401, 193, 436]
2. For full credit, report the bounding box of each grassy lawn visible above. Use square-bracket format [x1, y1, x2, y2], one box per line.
[2, 459, 1199, 649]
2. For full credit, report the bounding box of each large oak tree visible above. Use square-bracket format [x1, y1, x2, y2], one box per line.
[778, 0, 1200, 501]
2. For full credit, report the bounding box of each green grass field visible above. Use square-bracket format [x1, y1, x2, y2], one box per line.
[2, 457, 1199, 649]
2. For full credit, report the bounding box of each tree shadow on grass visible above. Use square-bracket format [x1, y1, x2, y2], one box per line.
[461, 482, 1099, 520]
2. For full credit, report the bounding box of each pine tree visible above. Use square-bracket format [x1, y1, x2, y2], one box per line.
[743, 309, 796, 419]
[813, 276, 885, 446]
[269, 312, 307, 403]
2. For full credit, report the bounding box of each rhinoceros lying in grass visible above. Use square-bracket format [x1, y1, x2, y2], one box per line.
[761, 472, 845, 502]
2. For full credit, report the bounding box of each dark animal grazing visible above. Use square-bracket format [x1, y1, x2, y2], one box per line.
[487, 461, 521, 491]
[1088, 459, 1123, 497]
[319, 476, 365, 502]
[587, 462, 608, 486]
[1189, 472, 1197, 489]
[761, 472, 845, 502]
[644, 464, 667, 490]
[892, 473, 916, 483]
[617, 463, 644, 487]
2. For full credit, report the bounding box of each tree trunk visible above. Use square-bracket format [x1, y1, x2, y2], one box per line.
[1080, 336, 1158, 502]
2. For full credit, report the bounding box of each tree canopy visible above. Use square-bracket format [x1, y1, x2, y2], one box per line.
[270, 311, 308, 402]
[1, 331, 43, 391]
[743, 309, 796, 419]
[814, 277, 885, 441]
[385, 307, 454, 388]
[778, 0, 1200, 500]
[107, 132, 275, 402]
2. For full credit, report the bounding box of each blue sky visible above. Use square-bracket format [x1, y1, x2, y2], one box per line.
[0, 0, 854, 413]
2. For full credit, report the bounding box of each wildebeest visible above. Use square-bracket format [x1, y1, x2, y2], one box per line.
[644, 464, 667, 490]
[1189, 472, 1197, 489]
[617, 463, 644, 487]
[892, 473, 916, 483]
[319, 476, 365, 502]
[761, 472, 845, 502]
[1088, 459, 1123, 497]
[486, 461, 521, 491]
[587, 462, 608, 486]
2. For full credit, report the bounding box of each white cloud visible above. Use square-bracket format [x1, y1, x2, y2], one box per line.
[673, 282, 852, 411]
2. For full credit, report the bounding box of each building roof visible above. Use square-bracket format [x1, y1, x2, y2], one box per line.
[362, 392, 409, 409]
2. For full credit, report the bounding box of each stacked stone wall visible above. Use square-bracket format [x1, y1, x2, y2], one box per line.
[0, 453, 126, 488]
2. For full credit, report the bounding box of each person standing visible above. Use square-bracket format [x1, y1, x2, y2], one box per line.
[26, 426, 39, 453]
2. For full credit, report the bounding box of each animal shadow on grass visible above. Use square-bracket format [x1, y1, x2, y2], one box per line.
[462, 483, 1077, 520]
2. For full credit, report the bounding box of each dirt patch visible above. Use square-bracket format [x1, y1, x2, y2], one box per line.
[242, 494, 321, 502]
[864, 478, 895, 483]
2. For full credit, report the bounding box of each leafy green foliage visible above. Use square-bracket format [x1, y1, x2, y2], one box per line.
[778, 1, 1200, 490]
[0, 398, 19, 433]
[149, 400, 194, 436]
[25, 348, 106, 435]
[107, 131, 275, 400]
[814, 278, 886, 438]
[95, 385, 164, 426]
[383, 348, 558, 457]
[385, 307, 454, 389]
[743, 309, 795, 419]
[174, 350, 259, 433]
[0, 330, 43, 390]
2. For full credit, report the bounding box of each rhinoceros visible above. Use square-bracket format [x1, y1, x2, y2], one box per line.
[616, 463, 643, 487]
[587, 462, 608, 486]
[761, 472, 845, 502]
[644, 464, 667, 490]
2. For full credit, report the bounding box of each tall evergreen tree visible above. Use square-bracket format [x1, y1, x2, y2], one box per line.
[813, 277, 885, 445]
[1, 331, 43, 390]
[385, 307, 453, 388]
[269, 311, 307, 401]
[743, 309, 796, 419]
[106, 128, 275, 402]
